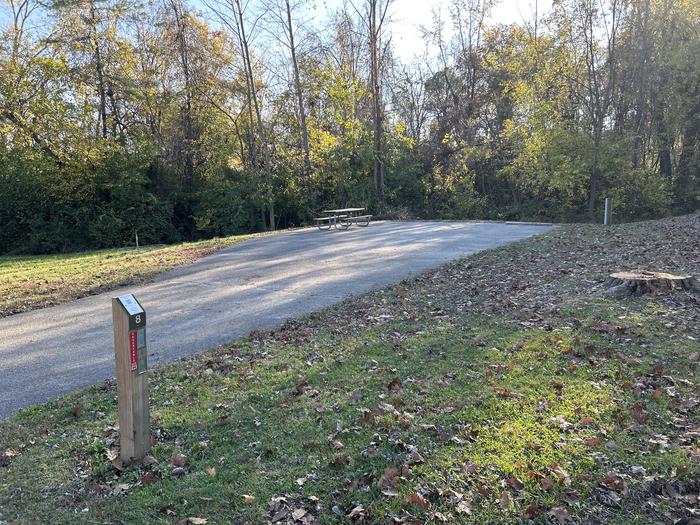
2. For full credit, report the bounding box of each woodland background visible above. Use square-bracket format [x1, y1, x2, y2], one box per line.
[0, 0, 698, 254]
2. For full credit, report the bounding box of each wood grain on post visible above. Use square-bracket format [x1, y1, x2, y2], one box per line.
[112, 298, 150, 463]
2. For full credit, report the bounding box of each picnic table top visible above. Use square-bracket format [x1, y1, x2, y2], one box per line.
[322, 207, 365, 214]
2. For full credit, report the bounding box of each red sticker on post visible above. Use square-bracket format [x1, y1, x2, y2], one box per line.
[129, 331, 138, 371]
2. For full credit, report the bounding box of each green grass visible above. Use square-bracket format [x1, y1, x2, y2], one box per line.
[0, 235, 251, 317]
[1, 215, 698, 524]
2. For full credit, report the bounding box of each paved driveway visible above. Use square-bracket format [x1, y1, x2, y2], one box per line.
[0, 221, 554, 418]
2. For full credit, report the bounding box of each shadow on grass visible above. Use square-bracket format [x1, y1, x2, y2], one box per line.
[4, 310, 681, 525]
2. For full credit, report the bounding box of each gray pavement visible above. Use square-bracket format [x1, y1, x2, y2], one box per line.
[0, 221, 554, 418]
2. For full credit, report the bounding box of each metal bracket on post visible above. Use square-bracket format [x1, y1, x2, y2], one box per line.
[112, 294, 150, 463]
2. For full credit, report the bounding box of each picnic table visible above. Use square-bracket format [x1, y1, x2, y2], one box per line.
[314, 208, 372, 230]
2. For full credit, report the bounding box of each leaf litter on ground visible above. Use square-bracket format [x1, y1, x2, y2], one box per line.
[0, 214, 699, 524]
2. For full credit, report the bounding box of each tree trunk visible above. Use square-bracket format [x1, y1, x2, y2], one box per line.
[234, 0, 274, 229]
[171, 0, 195, 186]
[241, 52, 259, 177]
[587, 126, 603, 220]
[89, 0, 108, 139]
[369, 0, 385, 204]
[631, 0, 649, 169]
[675, 104, 699, 210]
[284, 0, 312, 186]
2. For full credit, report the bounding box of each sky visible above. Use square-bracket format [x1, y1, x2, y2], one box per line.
[309, 0, 553, 61]
[0, 0, 553, 63]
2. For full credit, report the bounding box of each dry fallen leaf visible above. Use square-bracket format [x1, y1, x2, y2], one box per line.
[631, 402, 647, 423]
[111, 483, 130, 496]
[140, 471, 161, 486]
[332, 454, 350, 466]
[407, 450, 425, 465]
[505, 476, 524, 491]
[549, 506, 571, 524]
[499, 491, 512, 511]
[407, 493, 428, 507]
[242, 494, 256, 504]
[378, 466, 400, 489]
[142, 454, 158, 466]
[476, 484, 493, 496]
[347, 504, 366, 519]
[387, 377, 402, 392]
[455, 500, 472, 515]
[601, 473, 626, 492]
[111, 455, 125, 472]
[551, 464, 571, 486]
[524, 504, 540, 517]
[187, 518, 208, 525]
[496, 387, 511, 398]
[462, 461, 478, 474]
[541, 475, 555, 491]
[171, 453, 188, 467]
[291, 508, 307, 520]
[559, 491, 580, 504]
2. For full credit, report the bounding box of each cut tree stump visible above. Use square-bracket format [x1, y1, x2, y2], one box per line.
[603, 271, 700, 298]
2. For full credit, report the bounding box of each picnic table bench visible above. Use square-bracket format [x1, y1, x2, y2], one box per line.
[314, 208, 372, 230]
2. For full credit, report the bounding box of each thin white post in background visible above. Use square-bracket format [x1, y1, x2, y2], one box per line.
[604, 198, 612, 226]
[135, 231, 139, 248]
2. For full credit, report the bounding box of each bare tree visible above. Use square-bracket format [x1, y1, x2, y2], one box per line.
[631, 0, 649, 170]
[205, 0, 276, 229]
[577, 0, 624, 218]
[87, 0, 109, 138]
[169, 0, 196, 184]
[451, 0, 493, 117]
[350, 0, 393, 203]
[391, 62, 428, 144]
[264, 0, 312, 185]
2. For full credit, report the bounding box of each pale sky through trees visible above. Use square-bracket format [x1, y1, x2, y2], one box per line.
[308, 0, 553, 61]
[0, 0, 552, 63]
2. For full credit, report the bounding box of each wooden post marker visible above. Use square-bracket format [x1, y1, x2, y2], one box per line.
[112, 294, 150, 463]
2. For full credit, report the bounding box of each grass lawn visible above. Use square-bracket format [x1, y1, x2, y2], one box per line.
[0, 235, 251, 317]
[1, 214, 698, 524]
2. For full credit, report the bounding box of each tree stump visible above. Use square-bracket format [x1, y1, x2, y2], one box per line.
[603, 271, 700, 298]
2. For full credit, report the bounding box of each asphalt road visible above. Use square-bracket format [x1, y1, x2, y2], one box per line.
[0, 221, 554, 418]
